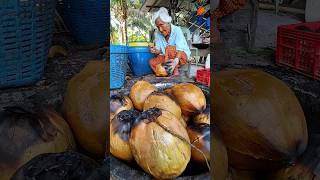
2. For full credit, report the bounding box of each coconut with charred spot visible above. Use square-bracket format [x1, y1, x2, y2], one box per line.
[110, 95, 133, 121]
[0, 107, 75, 180]
[110, 110, 140, 161]
[143, 92, 182, 119]
[193, 106, 210, 125]
[187, 123, 228, 180]
[129, 108, 191, 179]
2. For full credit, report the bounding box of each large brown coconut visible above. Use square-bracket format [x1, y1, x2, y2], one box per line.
[269, 135, 320, 180]
[129, 80, 157, 111]
[110, 110, 140, 161]
[110, 95, 133, 121]
[227, 168, 258, 180]
[129, 108, 191, 179]
[187, 124, 228, 180]
[213, 69, 308, 170]
[169, 83, 206, 116]
[143, 92, 182, 119]
[187, 123, 211, 164]
[63, 61, 107, 156]
[0, 106, 75, 180]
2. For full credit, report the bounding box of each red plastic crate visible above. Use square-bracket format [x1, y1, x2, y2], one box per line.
[196, 68, 210, 86]
[276, 21, 320, 80]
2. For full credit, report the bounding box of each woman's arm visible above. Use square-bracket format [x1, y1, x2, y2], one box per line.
[175, 28, 190, 65]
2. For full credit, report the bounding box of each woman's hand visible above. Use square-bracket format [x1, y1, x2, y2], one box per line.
[149, 45, 160, 55]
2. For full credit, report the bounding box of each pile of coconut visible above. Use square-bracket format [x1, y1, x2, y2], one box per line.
[110, 80, 213, 179]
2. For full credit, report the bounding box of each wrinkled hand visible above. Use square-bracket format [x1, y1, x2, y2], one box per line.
[149, 46, 160, 54]
[164, 58, 179, 75]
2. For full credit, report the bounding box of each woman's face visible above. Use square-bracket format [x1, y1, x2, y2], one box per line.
[155, 18, 171, 37]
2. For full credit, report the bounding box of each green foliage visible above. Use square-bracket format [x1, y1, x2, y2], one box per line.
[111, 0, 152, 44]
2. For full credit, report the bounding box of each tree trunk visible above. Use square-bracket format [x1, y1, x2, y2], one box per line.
[116, 0, 127, 44]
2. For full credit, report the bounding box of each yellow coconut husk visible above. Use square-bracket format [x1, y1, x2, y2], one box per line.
[143, 92, 182, 119]
[129, 80, 157, 111]
[193, 106, 210, 125]
[110, 95, 133, 121]
[110, 110, 139, 161]
[213, 69, 308, 170]
[169, 83, 206, 116]
[0, 107, 75, 180]
[155, 64, 168, 77]
[63, 61, 107, 157]
[178, 116, 187, 128]
[269, 135, 320, 180]
[129, 108, 191, 179]
[181, 114, 191, 123]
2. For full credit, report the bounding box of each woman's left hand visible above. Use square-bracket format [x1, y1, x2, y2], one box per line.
[164, 58, 179, 75]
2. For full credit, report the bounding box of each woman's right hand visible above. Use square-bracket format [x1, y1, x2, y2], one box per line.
[149, 45, 160, 55]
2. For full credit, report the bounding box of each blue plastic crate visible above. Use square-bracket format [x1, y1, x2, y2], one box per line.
[0, 0, 56, 89]
[57, 0, 109, 46]
[110, 45, 128, 89]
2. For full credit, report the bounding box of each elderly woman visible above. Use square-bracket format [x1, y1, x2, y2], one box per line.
[149, 7, 191, 76]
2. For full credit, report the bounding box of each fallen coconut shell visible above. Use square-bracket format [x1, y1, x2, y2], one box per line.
[130, 80, 157, 111]
[129, 108, 191, 179]
[110, 110, 140, 161]
[213, 69, 308, 170]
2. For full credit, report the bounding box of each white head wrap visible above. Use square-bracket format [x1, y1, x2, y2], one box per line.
[152, 7, 172, 25]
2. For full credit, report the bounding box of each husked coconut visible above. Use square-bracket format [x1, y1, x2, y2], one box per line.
[130, 80, 157, 111]
[129, 108, 191, 179]
[63, 61, 107, 156]
[213, 69, 308, 170]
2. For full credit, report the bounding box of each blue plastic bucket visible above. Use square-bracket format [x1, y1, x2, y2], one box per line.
[206, 18, 210, 30]
[110, 45, 128, 89]
[57, 0, 109, 46]
[128, 47, 154, 76]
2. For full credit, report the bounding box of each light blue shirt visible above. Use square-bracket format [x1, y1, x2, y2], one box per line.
[154, 24, 191, 59]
